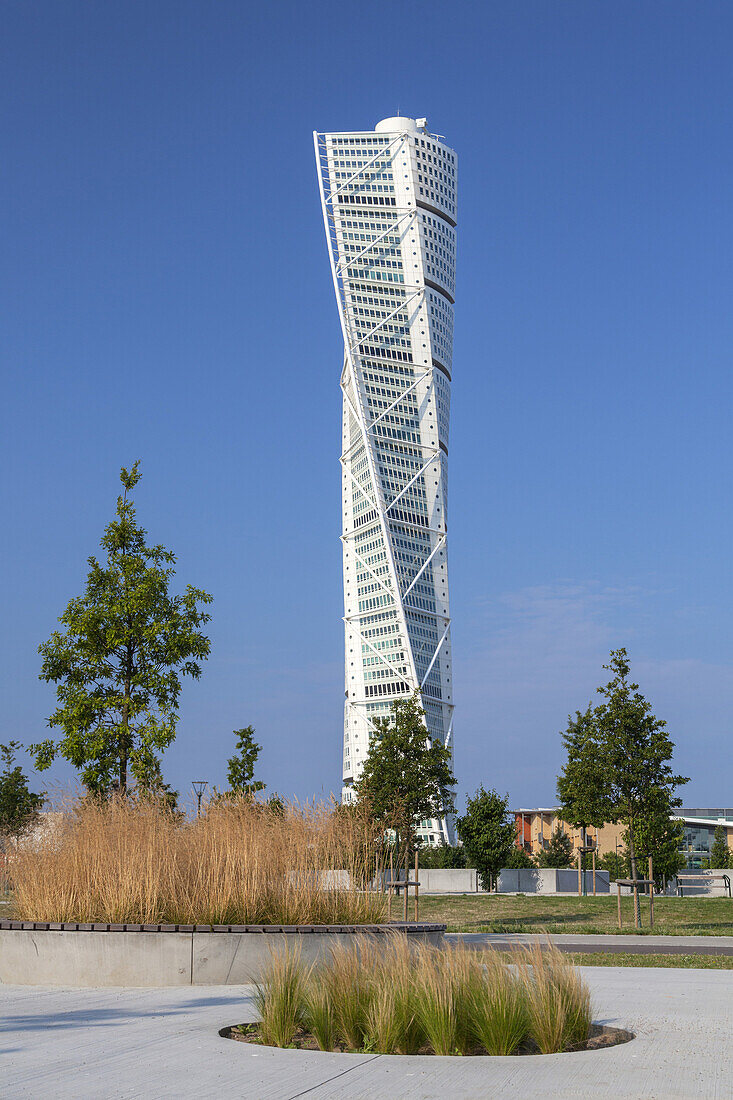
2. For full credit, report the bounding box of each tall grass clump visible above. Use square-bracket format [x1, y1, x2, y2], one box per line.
[253, 946, 307, 1048]
[323, 938, 379, 1050]
[361, 935, 424, 1054]
[9, 794, 389, 926]
[254, 938, 593, 1056]
[466, 950, 529, 1055]
[414, 944, 477, 1055]
[519, 943, 593, 1054]
[302, 973, 336, 1051]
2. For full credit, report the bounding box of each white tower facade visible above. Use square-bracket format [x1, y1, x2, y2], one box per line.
[315, 117, 457, 846]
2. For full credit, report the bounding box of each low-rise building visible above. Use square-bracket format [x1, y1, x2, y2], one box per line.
[513, 806, 733, 867]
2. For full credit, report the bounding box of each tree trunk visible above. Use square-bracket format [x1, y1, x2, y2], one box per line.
[119, 699, 129, 793]
[119, 644, 132, 793]
[627, 817, 641, 929]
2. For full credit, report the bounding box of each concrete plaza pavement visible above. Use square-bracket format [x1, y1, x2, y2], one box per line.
[2, 967, 732, 1099]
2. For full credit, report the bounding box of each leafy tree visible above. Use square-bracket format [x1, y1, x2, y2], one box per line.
[226, 726, 265, 796]
[711, 824, 730, 869]
[598, 850, 627, 881]
[557, 705, 613, 844]
[505, 844, 536, 869]
[33, 463, 213, 795]
[417, 841, 466, 869]
[456, 787, 516, 890]
[535, 826, 574, 868]
[0, 743, 44, 847]
[593, 649, 688, 924]
[267, 793, 285, 817]
[355, 693, 455, 853]
[626, 803, 685, 888]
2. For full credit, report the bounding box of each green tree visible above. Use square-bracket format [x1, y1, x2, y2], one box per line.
[505, 844, 536, 869]
[627, 803, 685, 888]
[417, 841, 466, 869]
[557, 705, 613, 845]
[593, 649, 688, 925]
[535, 826, 574, 868]
[456, 787, 516, 890]
[226, 726, 265, 796]
[33, 463, 213, 795]
[355, 693, 455, 853]
[711, 824, 730, 869]
[0, 743, 44, 847]
[599, 849, 627, 881]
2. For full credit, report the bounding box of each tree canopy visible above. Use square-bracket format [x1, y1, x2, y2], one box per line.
[556, 649, 688, 923]
[354, 693, 455, 851]
[711, 824, 730, 869]
[33, 463, 213, 795]
[0, 743, 44, 847]
[535, 826, 574, 868]
[557, 705, 612, 834]
[417, 841, 466, 869]
[226, 726, 265, 797]
[456, 787, 516, 890]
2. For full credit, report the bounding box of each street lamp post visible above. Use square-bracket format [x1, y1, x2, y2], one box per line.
[192, 781, 208, 817]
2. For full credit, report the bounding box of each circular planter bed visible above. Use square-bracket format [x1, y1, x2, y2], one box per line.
[223, 1021, 635, 1055]
[0, 920, 445, 988]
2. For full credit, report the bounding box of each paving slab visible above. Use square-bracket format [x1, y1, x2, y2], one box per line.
[1, 968, 732, 1099]
[451, 931, 733, 955]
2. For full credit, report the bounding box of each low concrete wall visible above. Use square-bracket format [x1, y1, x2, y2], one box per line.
[497, 868, 610, 894]
[0, 923, 445, 988]
[416, 869, 481, 893]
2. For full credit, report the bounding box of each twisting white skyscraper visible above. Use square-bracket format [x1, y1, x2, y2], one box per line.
[315, 117, 457, 846]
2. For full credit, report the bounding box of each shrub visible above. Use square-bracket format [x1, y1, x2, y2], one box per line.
[505, 845, 536, 869]
[418, 842, 466, 869]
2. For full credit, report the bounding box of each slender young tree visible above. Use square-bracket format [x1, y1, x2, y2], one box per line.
[593, 649, 688, 925]
[226, 726, 265, 796]
[557, 705, 613, 842]
[536, 826, 574, 868]
[355, 692, 455, 854]
[456, 787, 516, 890]
[711, 824, 730, 870]
[599, 849, 627, 881]
[33, 463, 213, 795]
[0, 743, 44, 848]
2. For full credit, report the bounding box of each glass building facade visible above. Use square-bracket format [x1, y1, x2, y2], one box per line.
[315, 117, 457, 844]
[679, 809, 733, 866]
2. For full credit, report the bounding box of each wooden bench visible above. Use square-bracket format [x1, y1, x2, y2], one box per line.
[676, 873, 731, 898]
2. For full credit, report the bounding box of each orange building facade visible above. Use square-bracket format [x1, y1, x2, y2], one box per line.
[513, 808, 623, 859]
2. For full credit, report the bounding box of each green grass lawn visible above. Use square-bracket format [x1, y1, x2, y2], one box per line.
[416, 893, 733, 935]
[563, 952, 733, 969]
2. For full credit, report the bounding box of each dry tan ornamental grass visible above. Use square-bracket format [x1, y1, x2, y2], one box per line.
[10, 795, 388, 925]
[251, 938, 594, 1056]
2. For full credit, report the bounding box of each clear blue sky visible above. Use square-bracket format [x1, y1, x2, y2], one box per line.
[2, 1, 731, 812]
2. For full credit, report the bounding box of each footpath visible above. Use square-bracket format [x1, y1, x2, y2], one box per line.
[452, 931, 733, 955]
